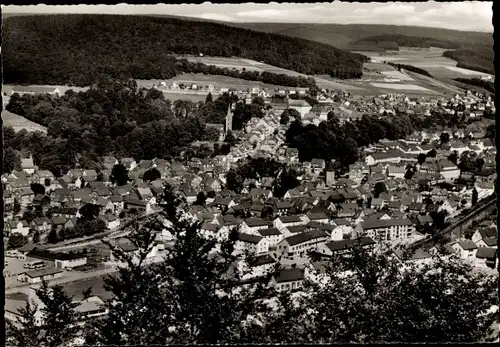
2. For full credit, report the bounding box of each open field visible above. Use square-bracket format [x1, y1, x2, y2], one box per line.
[381, 70, 414, 81]
[357, 47, 493, 79]
[137, 73, 285, 90]
[3, 84, 89, 95]
[370, 83, 435, 92]
[2, 109, 47, 133]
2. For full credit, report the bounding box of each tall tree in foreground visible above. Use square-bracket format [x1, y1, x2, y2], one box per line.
[84, 188, 274, 345]
[6, 281, 91, 347]
[304, 244, 498, 343]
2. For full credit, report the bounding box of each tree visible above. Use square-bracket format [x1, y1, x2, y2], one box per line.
[440, 132, 450, 145]
[205, 93, 213, 103]
[84, 190, 272, 345]
[47, 228, 59, 244]
[417, 153, 427, 165]
[426, 149, 437, 158]
[280, 111, 290, 125]
[5, 300, 41, 347]
[404, 168, 415, 179]
[8, 233, 27, 249]
[3, 147, 21, 173]
[458, 151, 478, 172]
[207, 190, 216, 199]
[13, 198, 21, 214]
[472, 188, 479, 206]
[33, 230, 41, 244]
[224, 130, 236, 144]
[448, 151, 458, 165]
[373, 182, 388, 198]
[30, 183, 46, 196]
[195, 191, 206, 206]
[304, 244, 498, 343]
[261, 205, 275, 220]
[79, 204, 101, 222]
[143, 168, 161, 182]
[226, 168, 244, 193]
[111, 164, 129, 186]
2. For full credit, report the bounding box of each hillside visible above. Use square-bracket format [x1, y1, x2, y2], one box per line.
[234, 23, 492, 49]
[234, 23, 493, 75]
[2, 14, 367, 86]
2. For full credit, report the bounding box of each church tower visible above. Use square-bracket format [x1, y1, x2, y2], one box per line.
[224, 103, 233, 137]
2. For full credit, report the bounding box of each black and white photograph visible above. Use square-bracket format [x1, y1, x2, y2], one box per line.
[1, 1, 498, 345]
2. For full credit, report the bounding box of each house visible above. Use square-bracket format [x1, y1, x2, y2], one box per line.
[288, 100, 312, 118]
[355, 218, 415, 242]
[386, 165, 406, 179]
[233, 232, 265, 255]
[54, 252, 88, 269]
[101, 156, 119, 170]
[17, 268, 64, 284]
[257, 227, 284, 252]
[241, 218, 271, 234]
[438, 199, 458, 216]
[104, 214, 121, 230]
[11, 86, 61, 97]
[30, 218, 52, 234]
[272, 230, 329, 260]
[20, 156, 37, 175]
[274, 200, 293, 216]
[239, 254, 277, 280]
[451, 240, 478, 259]
[51, 216, 67, 231]
[270, 267, 306, 292]
[310, 159, 326, 174]
[436, 160, 460, 182]
[393, 249, 433, 266]
[317, 237, 376, 256]
[212, 197, 236, 211]
[273, 215, 307, 231]
[6, 220, 30, 236]
[472, 227, 497, 248]
[474, 247, 498, 268]
[306, 212, 329, 224]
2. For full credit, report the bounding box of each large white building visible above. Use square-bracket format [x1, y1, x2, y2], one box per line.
[355, 218, 415, 242]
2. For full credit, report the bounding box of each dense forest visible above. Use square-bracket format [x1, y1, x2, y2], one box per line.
[3, 14, 367, 86]
[454, 77, 495, 94]
[443, 48, 494, 75]
[6, 192, 499, 346]
[387, 62, 433, 77]
[352, 35, 462, 50]
[4, 79, 238, 176]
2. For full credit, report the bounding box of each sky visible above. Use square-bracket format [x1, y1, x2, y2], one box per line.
[2, 1, 493, 33]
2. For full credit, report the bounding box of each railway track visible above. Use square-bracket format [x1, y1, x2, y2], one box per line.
[409, 196, 497, 249]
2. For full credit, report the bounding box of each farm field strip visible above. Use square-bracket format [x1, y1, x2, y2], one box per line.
[381, 70, 414, 81]
[370, 83, 435, 92]
[444, 66, 492, 77]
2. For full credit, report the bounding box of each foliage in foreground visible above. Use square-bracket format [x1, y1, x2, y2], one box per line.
[6, 188, 499, 345]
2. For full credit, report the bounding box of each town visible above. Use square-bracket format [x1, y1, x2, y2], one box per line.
[4, 81, 498, 326]
[2, 3, 498, 345]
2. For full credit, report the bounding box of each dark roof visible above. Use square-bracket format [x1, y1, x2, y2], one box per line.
[278, 215, 303, 224]
[235, 233, 263, 244]
[273, 268, 305, 283]
[22, 268, 64, 278]
[286, 225, 308, 234]
[249, 254, 276, 267]
[307, 212, 329, 220]
[258, 227, 281, 236]
[326, 237, 376, 251]
[476, 247, 497, 259]
[285, 230, 329, 246]
[457, 240, 478, 250]
[307, 221, 335, 232]
[26, 248, 86, 261]
[482, 237, 498, 247]
[244, 218, 270, 227]
[361, 218, 413, 230]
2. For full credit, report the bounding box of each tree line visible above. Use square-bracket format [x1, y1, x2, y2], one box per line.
[3, 14, 367, 86]
[284, 109, 478, 169]
[6, 190, 498, 346]
[388, 62, 433, 77]
[443, 48, 494, 75]
[454, 77, 495, 94]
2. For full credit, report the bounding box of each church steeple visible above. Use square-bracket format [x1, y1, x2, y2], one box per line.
[224, 103, 233, 137]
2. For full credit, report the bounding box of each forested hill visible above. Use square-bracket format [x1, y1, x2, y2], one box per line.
[2, 14, 367, 85]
